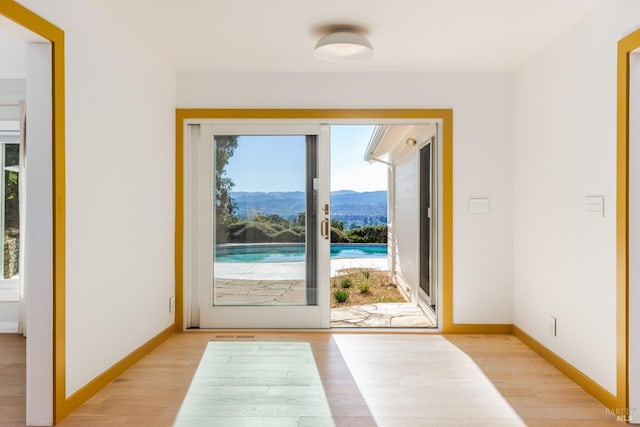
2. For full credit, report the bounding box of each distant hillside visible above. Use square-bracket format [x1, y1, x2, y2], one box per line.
[231, 191, 306, 218]
[231, 190, 387, 229]
[329, 190, 386, 215]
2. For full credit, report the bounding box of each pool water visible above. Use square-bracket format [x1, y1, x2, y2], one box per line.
[215, 244, 387, 263]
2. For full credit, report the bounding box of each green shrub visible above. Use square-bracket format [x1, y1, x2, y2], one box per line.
[333, 290, 349, 303]
[216, 223, 230, 243]
[224, 222, 247, 243]
[226, 221, 247, 234]
[340, 278, 352, 288]
[270, 229, 303, 243]
[264, 214, 290, 226]
[270, 224, 285, 232]
[362, 270, 371, 280]
[330, 227, 350, 243]
[220, 219, 308, 244]
[290, 225, 305, 234]
[357, 279, 372, 294]
[346, 225, 388, 243]
[230, 222, 273, 243]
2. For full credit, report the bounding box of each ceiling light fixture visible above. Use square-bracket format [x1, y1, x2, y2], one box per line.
[315, 29, 373, 61]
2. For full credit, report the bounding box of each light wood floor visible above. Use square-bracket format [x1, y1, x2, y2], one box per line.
[1, 332, 623, 426]
[0, 333, 26, 427]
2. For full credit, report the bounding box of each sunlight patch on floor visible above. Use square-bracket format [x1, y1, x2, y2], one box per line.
[173, 342, 334, 427]
[332, 334, 526, 426]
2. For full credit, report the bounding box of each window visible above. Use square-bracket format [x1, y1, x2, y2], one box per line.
[0, 119, 21, 300]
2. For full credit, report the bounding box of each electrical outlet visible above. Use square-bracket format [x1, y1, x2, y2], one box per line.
[549, 316, 557, 337]
[169, 296, 175, 313]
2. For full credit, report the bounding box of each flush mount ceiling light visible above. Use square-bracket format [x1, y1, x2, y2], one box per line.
[314, 29, 373, 61]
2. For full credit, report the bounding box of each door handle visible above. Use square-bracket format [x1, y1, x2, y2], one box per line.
[321, 218, 329, 240]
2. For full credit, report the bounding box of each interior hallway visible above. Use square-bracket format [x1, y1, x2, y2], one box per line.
[15, 332, 616, 427]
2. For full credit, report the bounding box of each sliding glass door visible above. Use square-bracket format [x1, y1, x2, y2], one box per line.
[187, 124, 331, 328]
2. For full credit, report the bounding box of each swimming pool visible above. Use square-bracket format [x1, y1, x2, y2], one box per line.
[215, 243, 387, 263]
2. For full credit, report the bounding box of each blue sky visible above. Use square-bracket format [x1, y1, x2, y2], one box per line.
[224, 125, 387, 193]
[331, 125, 386, 192]
[225, 135, 306, 192]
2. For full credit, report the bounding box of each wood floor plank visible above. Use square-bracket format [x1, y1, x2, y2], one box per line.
[0, 333, 25, 427]
[1, 332, 623, 426]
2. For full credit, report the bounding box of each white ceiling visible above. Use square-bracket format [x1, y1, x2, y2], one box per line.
[97, 0, 605, 72]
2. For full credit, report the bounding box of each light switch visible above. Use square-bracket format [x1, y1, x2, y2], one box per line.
[584, 195, 604, 218]
[468, 197, 490, 214]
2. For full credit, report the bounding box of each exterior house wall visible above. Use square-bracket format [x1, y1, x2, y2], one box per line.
[392, 150, 420, 303]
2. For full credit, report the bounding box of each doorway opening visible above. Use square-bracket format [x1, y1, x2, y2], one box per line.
[0, 15, 55, 425]
[329, 125, 436, 328]
[181, 117, 444, 331]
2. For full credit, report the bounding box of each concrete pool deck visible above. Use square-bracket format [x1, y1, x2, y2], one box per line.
[214, 257, 389, 280]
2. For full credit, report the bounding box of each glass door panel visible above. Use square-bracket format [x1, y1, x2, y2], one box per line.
[212, 134, 316, 306]
[191, 124, 331, 329]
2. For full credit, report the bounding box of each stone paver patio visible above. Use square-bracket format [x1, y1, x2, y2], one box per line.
[214, 279, 306, 305]
[213, 258, 433, 327]
[331, 303, 432, 327]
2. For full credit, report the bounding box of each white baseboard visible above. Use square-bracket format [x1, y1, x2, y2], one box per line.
[0, 322, 18, 333]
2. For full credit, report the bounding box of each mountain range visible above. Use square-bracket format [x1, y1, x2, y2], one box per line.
[231, 190, 387, 229]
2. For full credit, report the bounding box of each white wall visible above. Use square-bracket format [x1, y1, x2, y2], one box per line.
[178, 71, 514, 324]
[513, 0, 640, 396]
[393, 152, 419, 301]
[17, 0, 176, 397]
[0, 80, 25, 119]
[0, 30, 25, 335]
[0, 29, 25, 78]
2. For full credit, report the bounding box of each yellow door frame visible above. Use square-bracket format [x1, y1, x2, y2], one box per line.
[0, 0, 66, 423]
[174, 108, 513, 335]
[615, 27, 640, 412]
